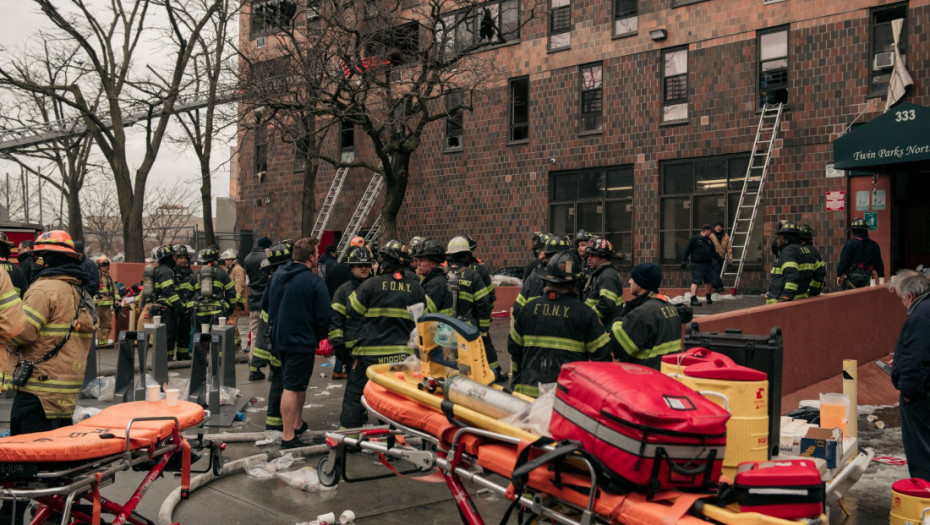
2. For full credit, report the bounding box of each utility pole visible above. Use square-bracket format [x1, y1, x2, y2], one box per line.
[21, 167, 29, 223]
[38, 177, 44, 226]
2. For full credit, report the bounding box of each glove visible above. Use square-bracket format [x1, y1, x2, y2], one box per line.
[333, 344, 351, 365]
[776, 296, 791, 303]
[680, 261, 689, 270]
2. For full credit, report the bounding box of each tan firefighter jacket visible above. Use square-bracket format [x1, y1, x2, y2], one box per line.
[228, 262, 247, 310]
[1, 269, 25, 345]
[7, 275, 95, 418]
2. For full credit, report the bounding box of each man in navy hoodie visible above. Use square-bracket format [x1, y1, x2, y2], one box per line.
[263, 237, 333, 449]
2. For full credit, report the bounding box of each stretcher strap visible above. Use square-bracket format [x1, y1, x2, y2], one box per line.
[375, 453, 444, 483]
[181, 439, 191, 498]
[92, 472, 103, 525]
[661, 493, 704, 525]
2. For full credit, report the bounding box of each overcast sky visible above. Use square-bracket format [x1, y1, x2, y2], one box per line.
[0, 2, 235, 218]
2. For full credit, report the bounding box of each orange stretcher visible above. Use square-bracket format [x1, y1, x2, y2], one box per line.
[317, 365, 825, 525]
[0, 400, 206, 525]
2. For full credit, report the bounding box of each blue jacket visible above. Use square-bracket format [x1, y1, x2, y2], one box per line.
[263, 261, 332, 353]
[892, 292, 930, 401]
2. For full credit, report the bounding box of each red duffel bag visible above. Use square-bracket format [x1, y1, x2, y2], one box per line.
[550, 361, 730, 491]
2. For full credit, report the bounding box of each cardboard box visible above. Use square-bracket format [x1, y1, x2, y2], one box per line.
[799, 427, 843, 469]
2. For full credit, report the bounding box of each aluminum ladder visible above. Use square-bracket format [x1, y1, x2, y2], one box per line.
[721, 102, 784, 292]
[336, 172, 383, 253]
[310, 166, 351, 241]
[363, 216, 382, 245]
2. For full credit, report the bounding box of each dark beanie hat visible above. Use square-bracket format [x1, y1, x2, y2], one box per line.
[257, 237, 272, 249]
[631, 263, 662, 292]
[714, 221, 724, 228]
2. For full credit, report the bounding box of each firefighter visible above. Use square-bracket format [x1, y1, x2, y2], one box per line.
[244, 237, 272, 380]
[0, 269, 25, 346]
[326, 235, 366, 297]
[836, 217, 885, 290]
[16, 240, 39, 285]
[329, 246, 375, 381]
[582, 238, 623, 324]
[509, 250, 612, 397]
[193, 245, 236, 332]
[0, 232, 28, 297]
[256, 241, 293, 429]
[341, 239, 426, 428]
[407, 236, 425, 273]
[523, 232, 551, 280]
[610, 262, 681, 369]
[138, 244, 182, 359]
[94, 256, 120, 348]
[765, 223, 809, 303]
[221, 248, 248, 349]
[447, 236, 503, 380]
[414, 239, 453, 315]
[173, 245, 195, 360]
[513, 234, 571, 318]
[799, 225, 826, 298]
[459, 233, 504, 378]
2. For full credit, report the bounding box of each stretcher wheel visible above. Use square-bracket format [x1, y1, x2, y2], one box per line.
[317, 455, 340, 487]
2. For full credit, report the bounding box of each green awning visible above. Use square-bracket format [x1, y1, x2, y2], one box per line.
[833, 103, 930, 170]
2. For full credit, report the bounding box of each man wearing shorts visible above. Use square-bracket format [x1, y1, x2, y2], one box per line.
[681, 224, 717, 307]
[264, 238, 332, 449]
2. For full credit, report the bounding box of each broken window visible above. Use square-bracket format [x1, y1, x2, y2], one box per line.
[510, 76, 529, 142]
[445, 91, 464, 151]
[251, 0, 297, 38]
[758, 27, 788, 107]
[869, 3, 907, 98]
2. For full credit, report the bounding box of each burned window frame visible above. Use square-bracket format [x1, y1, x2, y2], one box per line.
[437, 0, 520, 58]
[509, 76, 529, 143]
[758, 26, 789, 107]
[869, 3, 908, 98]
[250, 0, 298, 39]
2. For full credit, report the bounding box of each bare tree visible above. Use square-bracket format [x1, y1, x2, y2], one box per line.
[168, 0, 240, 247]
[0, 40, 98, 241]
[239, 0, 540, 239]
[143, 182, 200, 248]
[81, 176, 123, 255]
[0, 0, 222, 261]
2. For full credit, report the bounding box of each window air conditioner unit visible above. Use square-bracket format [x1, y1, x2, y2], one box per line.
[873, 51, 895, 70]
[256, 36, 266, 48]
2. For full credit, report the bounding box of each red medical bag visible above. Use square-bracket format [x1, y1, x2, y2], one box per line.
[733, 459, 824, 519]
[549, 362, 730, 491]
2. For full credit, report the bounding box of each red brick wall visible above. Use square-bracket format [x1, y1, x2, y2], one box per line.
[237, 0, 930, 291]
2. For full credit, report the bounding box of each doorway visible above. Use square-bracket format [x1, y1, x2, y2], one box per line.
[892, 167, 930, 271]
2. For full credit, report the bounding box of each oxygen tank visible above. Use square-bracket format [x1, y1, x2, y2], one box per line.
[198, 266, 215, 298]
[142, 264, 156, 301]
[443, 375, 530, 420]
[448, 270, 459, 315]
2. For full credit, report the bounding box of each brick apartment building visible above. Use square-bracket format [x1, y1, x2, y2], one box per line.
[236, 0, 930, 292]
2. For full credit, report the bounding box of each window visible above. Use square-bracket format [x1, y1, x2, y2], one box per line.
[340, 120, 354, 152]
[445, 91, 464, 151]
[662, 47, 688, 122]
[438, 0, 519, 57]
[659, 155, 762, 264]
[580, 63, 603, 133]
[613, 0, 637, 37]
[869, 3, 907, 98]
[549, 0, 571, 50]
[509, 77, 529, 142]
[367, 22, 420, 67]
[305, 0, 321, 21]
[250, 0, 297, 38]
[759, 28, 788, 107]
[255, 125, 268, 177]
[249, 57, 291, 97]
[550, 167, 634, 264]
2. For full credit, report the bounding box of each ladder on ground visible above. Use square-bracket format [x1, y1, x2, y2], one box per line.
[310, 166, 351, 241]
[336, 173, 383, 253]
[721, 102, 784, 292]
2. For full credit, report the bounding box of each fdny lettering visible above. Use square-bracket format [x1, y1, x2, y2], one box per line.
[533, 303, 570, 318]
[659, 305, 679, 319]
[382, 281, 412, 292]
[458, 278, 473, 287]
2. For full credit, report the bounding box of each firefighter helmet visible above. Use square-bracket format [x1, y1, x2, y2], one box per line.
[346, 246, 374, 266]
[380, 239, 407, 263]
[536, 251, 583, 284]
[585, 238, 614, 258]
[0, 232, 12, 247]
[543, 234, 572, 255]
[33, 230, 81, 259]
[200, 245, 220, 264]
[416, 239, 445, 261]
[458, 233, 477, 251]
[173, 244, 190, 259]
[799, 224, 813, 241]
[850, 217, 869, 231]
[154, 244, 175, 262]
[574, 229, 592, 244]
[349, 236, 366, 248]
[447, 235, 472, 255]
[266, 242, 292, 267]
[776, 223, 800, 236]
[220, 248, 238, 260]
[532, 232, 551, 251]
[96, 255, 111, 266]
[407, 236, 424, 258]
